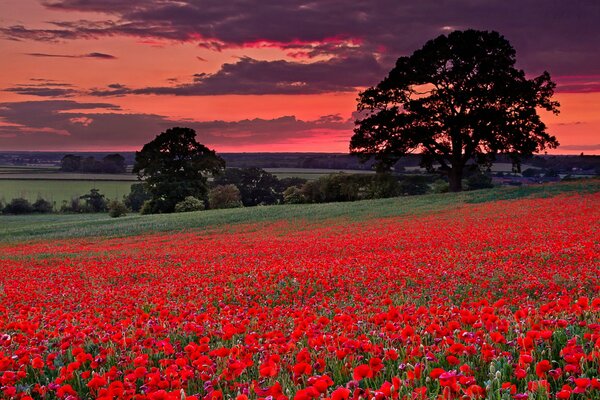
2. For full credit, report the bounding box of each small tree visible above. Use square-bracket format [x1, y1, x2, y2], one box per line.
[80, 188, 107, 212]
[3, 198, 34, 214]
[283, 186, 305, 204]
[32, 198, 54, 213]
[208, 185, 242, 209]
[60, 154, 82, 172]
[101, 154, 126, 173]
[133, 127, 225, 214]
[124, 183, 151, 212]
[107, 199, 128, 218]
[351, 29, 560, 192]
[174, 196, 205, 213]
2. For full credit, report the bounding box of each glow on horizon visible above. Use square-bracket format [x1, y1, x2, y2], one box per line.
[0, 0, 598, 154]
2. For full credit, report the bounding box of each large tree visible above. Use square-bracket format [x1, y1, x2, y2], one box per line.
[133, 127, 225, 213]
[350, 29, 560, 191]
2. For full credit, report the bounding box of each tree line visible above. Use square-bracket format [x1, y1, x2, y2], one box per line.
[60, 154, 126, 173]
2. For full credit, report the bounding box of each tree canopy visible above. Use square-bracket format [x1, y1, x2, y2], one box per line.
[133, 127, 225, 213]
[213, 167, 281, 206]
[350, 29, 560, 191]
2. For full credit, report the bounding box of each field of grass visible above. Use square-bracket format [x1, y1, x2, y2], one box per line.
[0, 179, 135, 206]
[1, 179, 598, 243]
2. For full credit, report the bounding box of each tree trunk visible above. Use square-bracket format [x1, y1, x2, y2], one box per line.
[448, 168, 463, 192]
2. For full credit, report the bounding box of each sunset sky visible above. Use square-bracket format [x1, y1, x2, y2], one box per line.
[0, 0, 599, 153]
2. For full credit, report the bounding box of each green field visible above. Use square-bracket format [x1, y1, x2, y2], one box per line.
[0, 179, 135, 206]
[264, 168, 374, 180]
[1, 179, 598, 243]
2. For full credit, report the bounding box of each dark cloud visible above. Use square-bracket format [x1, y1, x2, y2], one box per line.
[90, 55, 385, 96]
[559, 144, 600, 151]
[0, 100, 353, 150]
[4, 86, 78, 97]
[1, 0, 599, 79]
[555, 75, 600, 93]
[3, 80, 80, 98]
[26, 52, 116, 59]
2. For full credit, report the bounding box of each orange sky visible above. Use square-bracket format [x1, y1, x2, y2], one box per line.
[0, 0, 598, 154]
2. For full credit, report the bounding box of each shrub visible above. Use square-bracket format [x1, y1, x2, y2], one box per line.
[398, 176, 430, 195]
[61, 197, 85, 213]
[174, 196, 205, 213]
[208, 185, 242, 209]
[140, 200, 154, 215]
[367, 173, 401, 198]
[80, 188, 107, 212]
[466, 173, 494, 190]
[32, 198, 54, 213]
[124, 183, 151, 212]
[431, 179, 449, 193]
[278, 177, 307, 191]
[283, 186, 305, 204]
[3, 198, 34, 214]
[108, 199, 128, 218]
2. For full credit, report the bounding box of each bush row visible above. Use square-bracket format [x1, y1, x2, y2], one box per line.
[1, 169, 494, 216]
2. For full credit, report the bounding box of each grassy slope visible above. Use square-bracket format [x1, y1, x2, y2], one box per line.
[1, 179, 598, 243]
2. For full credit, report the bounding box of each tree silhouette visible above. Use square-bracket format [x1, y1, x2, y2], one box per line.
[133, 127, 225, 213]
[351, 30, 560, 191]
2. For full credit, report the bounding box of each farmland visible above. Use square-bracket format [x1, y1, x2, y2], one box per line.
[1, 182, 600, 399]
[0, 165, 372, 205]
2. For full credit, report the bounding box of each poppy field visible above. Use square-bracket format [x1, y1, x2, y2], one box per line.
[1, 192, 599, 399]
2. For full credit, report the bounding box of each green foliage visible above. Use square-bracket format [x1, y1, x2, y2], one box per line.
[351, 29, 560, 192]
[61, 197, 86, 213]
[431, 179, 450, 193]
[367, 173, 401, 198]
[174, 196, 206, 213]
[278, 177, 308, 190]
[208, 185, 242, 209]
[80, 188, 107, 212]
[139, 200, 154, 215]
[32, 198, 54, 213]
[124, 183, 151, 212]
[283, 186, 305, 204]
[398, 176, 431, 196]
[3, 198, 34, 214]
[107, 199, 128, 218]
[214, 167, 282, 206]
[466, 173, 494, 190]
[133, 127, 225, 214]
[295, 172, 402, 203]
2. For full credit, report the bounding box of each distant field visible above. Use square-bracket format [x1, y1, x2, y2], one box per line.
[0, 179, 134, 206]
[264, 168, 374, 180]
